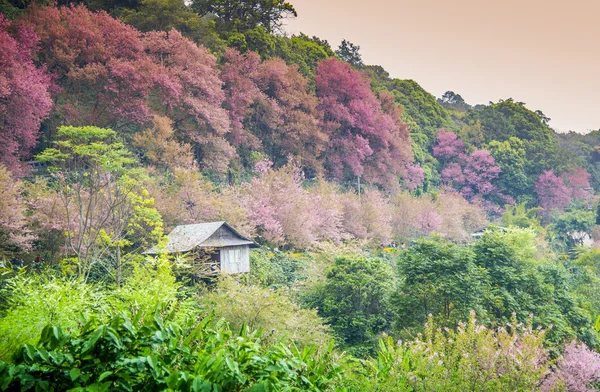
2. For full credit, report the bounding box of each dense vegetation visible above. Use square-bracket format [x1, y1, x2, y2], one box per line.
[2, 0, 600, 390]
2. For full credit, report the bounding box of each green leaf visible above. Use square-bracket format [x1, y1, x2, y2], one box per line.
[81, 327, 104, 355]
[70, 368, 81, 382]
[192, 376, 212, 392]
[98, 371, 113, 382]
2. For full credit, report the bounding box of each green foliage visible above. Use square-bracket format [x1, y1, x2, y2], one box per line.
[0, 275, 108, 361]
[247, 248, 306, 288]
[198, 277, 332, 349]
[0, 309, 343, 391]
[487, 137, 532, 200]
[273, 34, 333, 80]
[335, 39, 363, 67]
[393, 238, 489, 334]
[474, 229, 593, 345]
[557, 130, 600, 190]
[351, 312, 548, 391]
[36, 126, 164, 282]
[314, 256, 394, 356]
[191, 0, 296, 34]
[118, 0, 225, 51]
[501, 203, 544, 233]
[363, 71, 455, 147]
[551, 209, 596, 249]
[468, 99, 574, 179]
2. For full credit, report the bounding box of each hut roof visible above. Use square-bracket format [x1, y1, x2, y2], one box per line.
[145, 221, 257, 254]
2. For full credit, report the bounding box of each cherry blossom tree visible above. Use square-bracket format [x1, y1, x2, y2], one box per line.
[255, 58, 328, 173]
[434, 129, 503, 209]
[17, 5, 153, 129]
[562, 167, 593, 201]
[0, 165, 33, 254]
[0, 15, 53, 174]
[241, 163, 316, 247]
[462, 149, 501, 197]
[144, 29, 230, 136]
[535, 170, 572, 213]
[315, 58, 412, 186]
[404, 163, 425, 191]
[220, 49, 266, 148]
[432, 128, 465, 161]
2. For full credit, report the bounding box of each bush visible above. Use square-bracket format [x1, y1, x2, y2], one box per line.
[0, 274, 108, 361]
[198, 277, 332, 349]
[247, 248, 307, 289]
[0, 308, 345, 391]
[541, 340, 600, 392]
[315, 255, 395, 356]
[348, 312, 549, 391]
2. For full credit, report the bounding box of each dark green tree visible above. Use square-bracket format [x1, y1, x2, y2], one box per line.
[316, 256, 394, 356]
[335, 39, 363, 67]
[392, 238, 490, 333]
[118, 0, 224, 49]
[191, 0, 296, 33]
[487, 137, 531, 202]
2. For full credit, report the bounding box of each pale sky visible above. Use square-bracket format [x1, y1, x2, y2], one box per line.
[284, 0, 600, 133]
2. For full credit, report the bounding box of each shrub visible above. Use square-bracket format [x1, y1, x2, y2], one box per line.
[198, 277, 331, 349]
[0, 275, 108, 361]
[0, 309, 344, 391]
[349, 312, 549, 391]
[541, 340, 600, 392]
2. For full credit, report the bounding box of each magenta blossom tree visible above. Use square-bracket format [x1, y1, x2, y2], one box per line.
[432, 129, 465, 161]
[535, 170, 572, 213]
[315, 58, 412, 186]
[434, 130, 505, 210]
[405, 163, 425, 191]
[562, 167, 593, 201]
[0, 15, 53, 174]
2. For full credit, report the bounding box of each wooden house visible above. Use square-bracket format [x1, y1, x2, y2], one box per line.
[145, 221, 258, 274]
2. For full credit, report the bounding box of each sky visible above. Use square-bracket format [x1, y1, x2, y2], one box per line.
[284, 0, 600, 133]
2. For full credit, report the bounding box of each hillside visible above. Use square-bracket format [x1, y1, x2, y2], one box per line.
[2, 0, 600, 390]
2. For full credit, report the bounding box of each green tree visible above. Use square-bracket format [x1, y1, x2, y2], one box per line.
[335, 39, 363, 67]
[191, 0, 296, 33]
[474, 228, 593, 344]
[487, 137, 531, 201]
[392, 238, 490, 333]
[36, 126, 163, 283]
[118, 0, 224, 50]
[551, 209, 596, 249]
[500, 203, 544, 233]
[315, 256, 394, 356]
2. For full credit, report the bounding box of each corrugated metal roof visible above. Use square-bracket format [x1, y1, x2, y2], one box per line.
[145, 221, 257, 254]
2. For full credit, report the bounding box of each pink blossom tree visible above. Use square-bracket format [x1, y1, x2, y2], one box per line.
[462, 150, 501, 196]
[17, 5, 153, 129]
[220, 49, 266, 148]
[0, 15, 53, 174]
[0, 165, 33, 253]
[340, 189, 392, 243]
[542, 340, 600, 392]
[432, 129, 465, 161]
[144, 29, 230, 136]
[434, 129, 504, 209]
[255, 57, 328, 173]
[404, 163, 425, 191]
[562, 167, 593, 201]
[535, 170, 572, 213]
[315, 58, 412, 186]
[241, 163, 316, 247]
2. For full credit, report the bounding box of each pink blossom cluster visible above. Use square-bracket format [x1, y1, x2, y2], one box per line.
[433, 129, 504, 209]
[542, 340, 600, 392]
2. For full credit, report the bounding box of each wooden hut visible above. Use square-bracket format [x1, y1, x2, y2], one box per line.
[145, 221, 258, 274]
